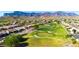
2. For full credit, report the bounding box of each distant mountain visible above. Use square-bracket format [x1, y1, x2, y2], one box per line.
[4, 11, 42, 17]
[52, 11, 78, 16]
[4, 11, 78, 16]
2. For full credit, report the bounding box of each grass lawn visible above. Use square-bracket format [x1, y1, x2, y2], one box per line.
[23, 22, 74, 47]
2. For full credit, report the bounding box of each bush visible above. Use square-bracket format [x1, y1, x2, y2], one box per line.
[4, 34, 23, 47]
[33, 24, 39, 29]
[72, 39, 76, 44]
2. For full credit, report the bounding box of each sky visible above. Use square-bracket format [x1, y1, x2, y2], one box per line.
[0, 0, 79, 11]
[0, 0, 79, 16]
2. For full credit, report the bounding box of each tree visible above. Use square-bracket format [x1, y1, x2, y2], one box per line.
[72, 29, 76, 34]
[4, 34, 23, 47]
[72, 38, 76, 44]
[33, 24, 39, 29]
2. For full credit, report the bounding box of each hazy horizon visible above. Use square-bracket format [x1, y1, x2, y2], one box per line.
[0, 11, 79, 16]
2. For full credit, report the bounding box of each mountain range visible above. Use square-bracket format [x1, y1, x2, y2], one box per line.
[3, 11, 79, 16]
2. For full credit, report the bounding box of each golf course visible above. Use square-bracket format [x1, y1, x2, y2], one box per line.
[23, 21, 74, 47]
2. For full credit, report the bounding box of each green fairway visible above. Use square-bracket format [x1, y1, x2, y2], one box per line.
[23, 22, 73, 47]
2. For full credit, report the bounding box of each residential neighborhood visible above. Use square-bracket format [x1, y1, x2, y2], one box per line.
[0, 11, 79, 47]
